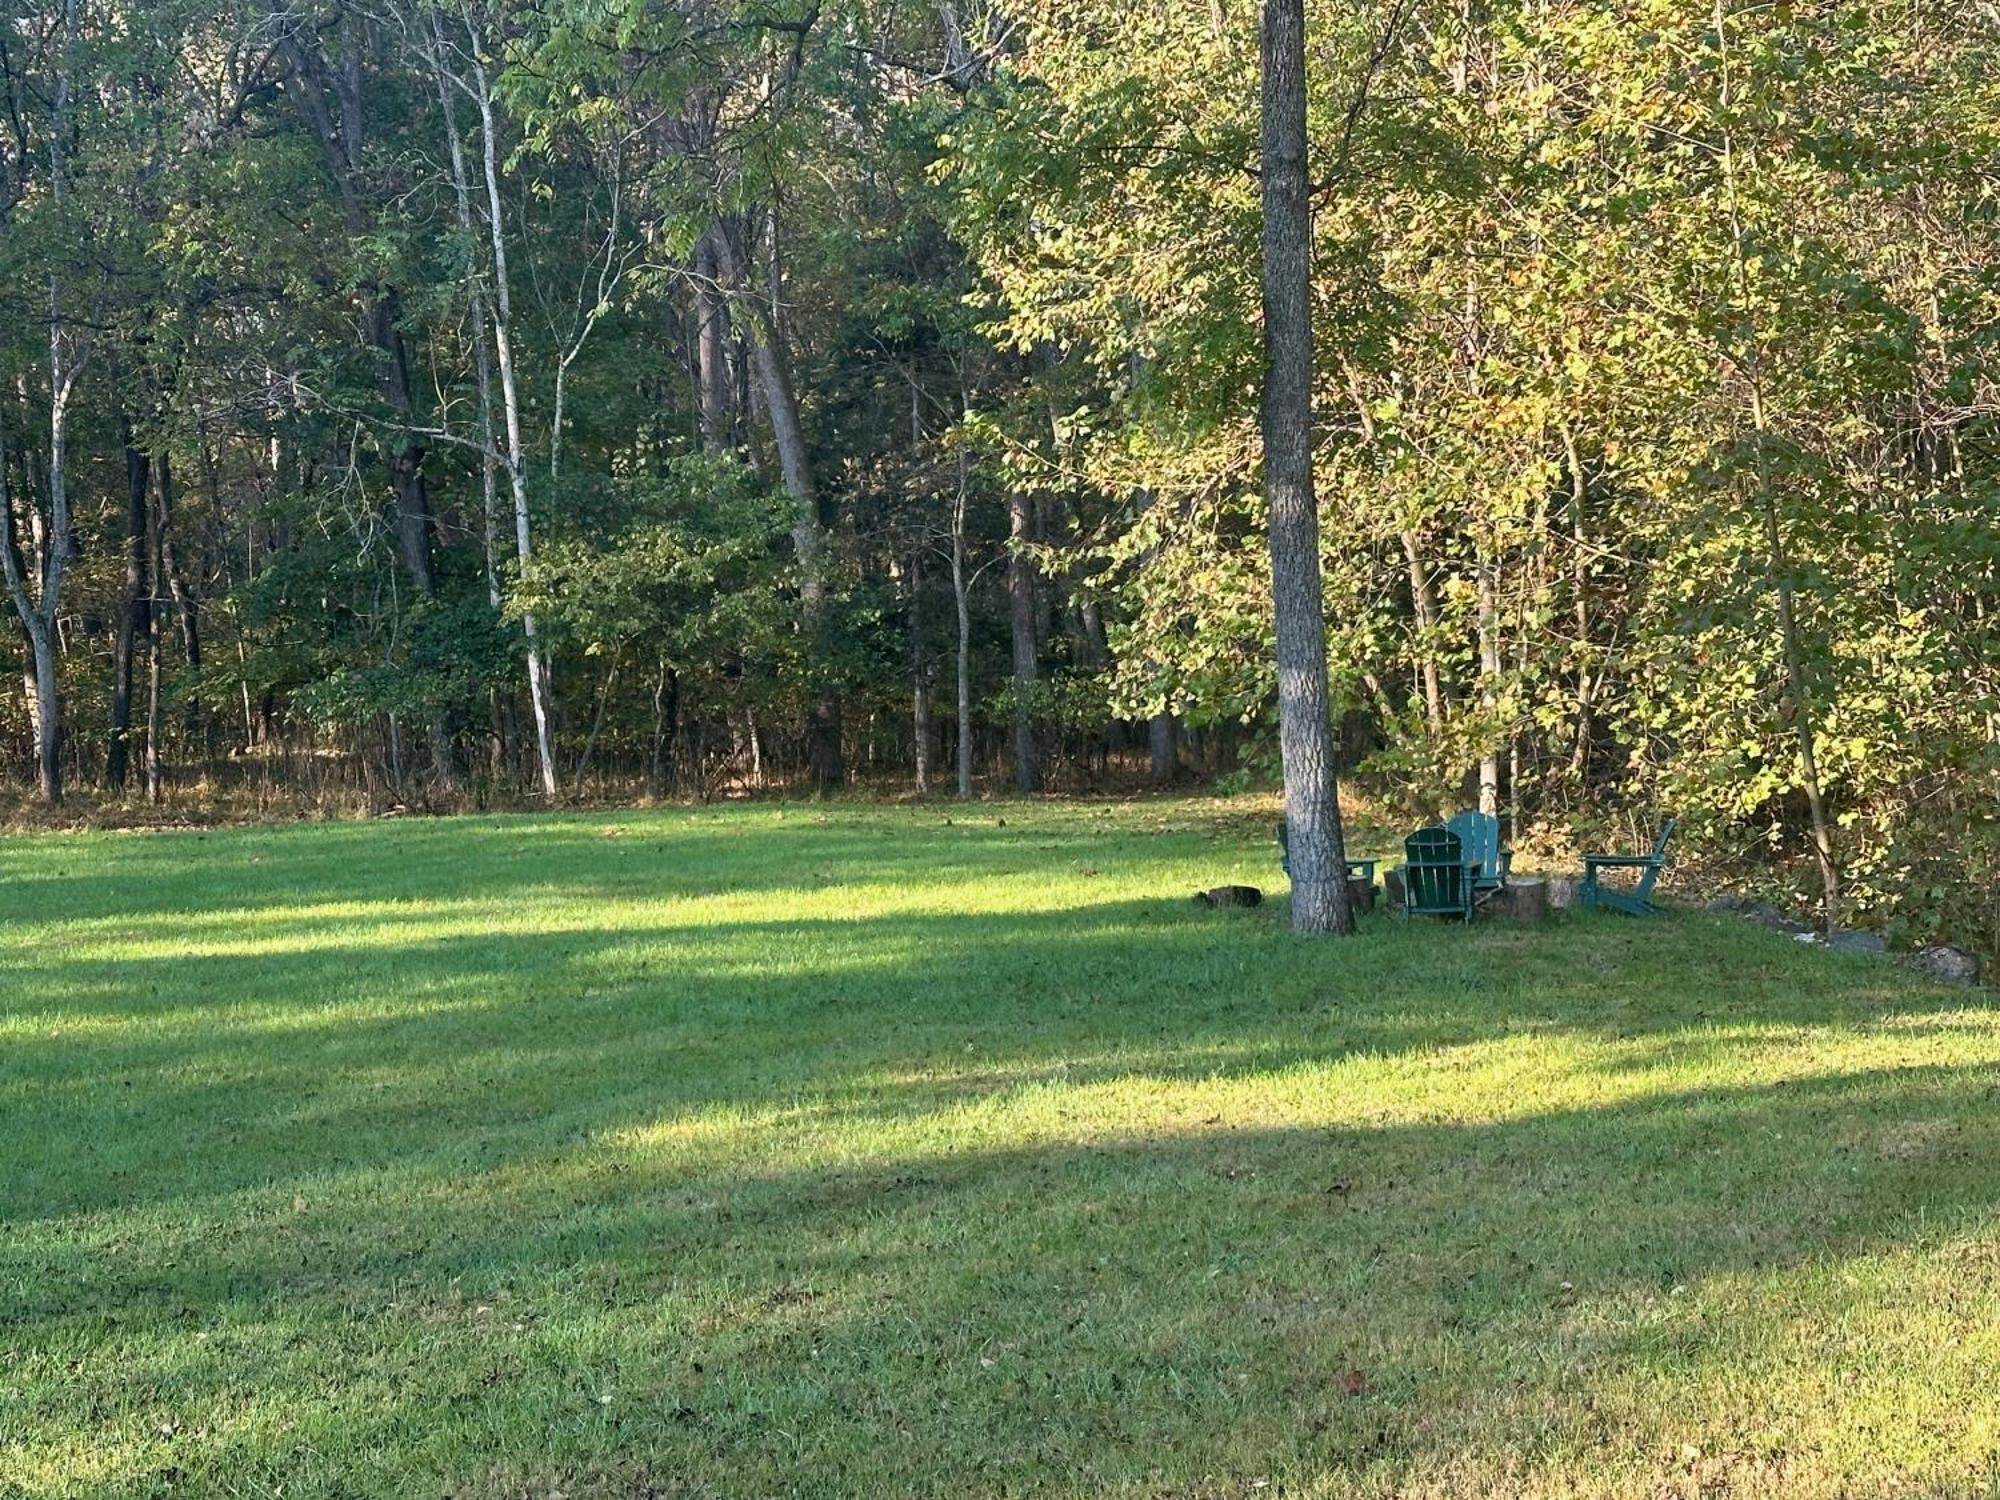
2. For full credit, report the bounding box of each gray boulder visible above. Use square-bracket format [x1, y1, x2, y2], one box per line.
[1899, 944, 1981, 986]
[1826, 930, 1888, 957]
[1738, 901, 1814, 937]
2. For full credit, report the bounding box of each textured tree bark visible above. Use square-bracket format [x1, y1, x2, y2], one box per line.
[1260, 0, 1353, 935]
[30, 628, 58, 802]
[108, 435, 150, 792]
[1006, 490, 1041, 791]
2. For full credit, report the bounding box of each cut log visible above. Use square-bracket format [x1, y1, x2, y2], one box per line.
[1485, 878, 1549, 924]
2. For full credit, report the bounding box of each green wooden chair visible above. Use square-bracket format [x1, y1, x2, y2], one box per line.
[1580, 817, 1678, 917]
[1275, 821, 1377, 887]
[1395, 826, 1477, 920]
[1445, 810, 1512, 894]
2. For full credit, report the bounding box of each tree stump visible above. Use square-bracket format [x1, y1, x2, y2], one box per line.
[1486, 877, 1549, 923]
[1348, 877, 1376, 916]
[1383, 867, 1404, 910]
[1544, 872, 1583, 911]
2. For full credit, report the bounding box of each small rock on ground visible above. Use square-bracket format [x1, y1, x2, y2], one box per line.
[1728, 900, 1814, 937]
[1826, 931, 1888, 956]
[1899, 943, 1981, 985]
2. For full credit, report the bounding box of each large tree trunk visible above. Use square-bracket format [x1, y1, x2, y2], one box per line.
[108, 435, 150, 793]
[1260, 0, 1353, 936]
[1006, 491, 1041, 791]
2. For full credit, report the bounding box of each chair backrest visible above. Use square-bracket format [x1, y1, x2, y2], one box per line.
[1404, 826, 1467, 910]
[1445, 810, 1504, 880]
[1650, 817, 1678, 862]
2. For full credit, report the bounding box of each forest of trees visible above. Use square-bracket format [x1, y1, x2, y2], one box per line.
[1, 0, 1996, 946]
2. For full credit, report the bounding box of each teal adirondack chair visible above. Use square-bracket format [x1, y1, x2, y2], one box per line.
[1580, 818, 1678, 917]
[1275, 821, 1377, 887]
[1445, 810, 1512, 893]
[1395, 826, 1477, 920]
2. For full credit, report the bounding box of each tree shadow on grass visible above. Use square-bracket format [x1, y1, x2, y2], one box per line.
[10, 1057, 1999, 1496]
[6, 892, 1972, 1220]
[5, 813, 1999, 1495]
[0, 803, 1254, 927]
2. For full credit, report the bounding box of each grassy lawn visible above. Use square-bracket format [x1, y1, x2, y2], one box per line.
[3, 800, 1997, 1498]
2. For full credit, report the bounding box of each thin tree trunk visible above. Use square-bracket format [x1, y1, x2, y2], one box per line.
[715, 219, 843, 791]
[572, 652, 620, 789]
[910, 549, 932, 794]
[144, 473, 163, 804]
[1261, 0, 1352, 935]
[461, 19, 559, 800]
[952, 485, 974, 800]
[694, 230, 730, 452]
[428, 31, 503, 618]
[648, 660, 672, 798]
[1560, 420, 1594, 777]
[109, 435, 150, 793]
[1399, 531, 1446, 734]
[1006, 490, 1041, 791]
[1477, 546, 1501, 817]
[161, 449, 201, 737]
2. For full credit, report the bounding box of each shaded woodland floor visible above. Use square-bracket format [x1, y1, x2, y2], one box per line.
[3, 800, 1996, 1497]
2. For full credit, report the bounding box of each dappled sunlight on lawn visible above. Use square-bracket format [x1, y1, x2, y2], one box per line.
[4, 803, 1998, 1496]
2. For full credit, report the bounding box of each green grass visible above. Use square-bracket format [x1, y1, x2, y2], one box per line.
[3, 799, 1997, 1498]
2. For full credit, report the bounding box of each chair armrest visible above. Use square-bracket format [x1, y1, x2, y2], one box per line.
[1583, 854, 1659, 868]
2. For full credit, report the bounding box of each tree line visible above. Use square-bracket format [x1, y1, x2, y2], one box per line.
[2, 0, 1996, 948]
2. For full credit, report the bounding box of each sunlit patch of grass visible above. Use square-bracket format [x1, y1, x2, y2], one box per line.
[2, 798, 1997, 1497]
